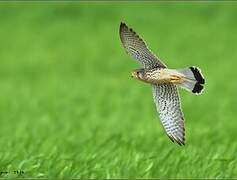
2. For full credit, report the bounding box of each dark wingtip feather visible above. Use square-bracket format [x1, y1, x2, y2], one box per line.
[120, 22, 129, 33]
[167, 135, 175, 143]
[119, 22, 136, 36]
[167, 135, 185, 146]
[176, 138, 185, 146]
[120, 22, 126, 28]
[119, 22, 127, 44]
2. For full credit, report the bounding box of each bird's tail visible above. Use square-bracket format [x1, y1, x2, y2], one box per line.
[177, 66, 205, 94]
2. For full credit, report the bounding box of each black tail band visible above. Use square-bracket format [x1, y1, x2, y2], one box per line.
[192, 83, 204, 94]
[190, 67, 205, 84]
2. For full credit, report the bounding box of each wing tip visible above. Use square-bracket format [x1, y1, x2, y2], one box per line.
[119, 21, 165, 68]
[176, 138, 185, 146]
[120, 22, 128, 32]
[120, 21, 126, 27]
[119, 21, 136, 35]
[119, 22, 128, 43]
[167, 134, 185, 146]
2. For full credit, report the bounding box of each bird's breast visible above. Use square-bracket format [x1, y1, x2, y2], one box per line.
[144, 69, 184, 85]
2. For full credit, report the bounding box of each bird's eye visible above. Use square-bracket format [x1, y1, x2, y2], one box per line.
[136, 72, 139, 75]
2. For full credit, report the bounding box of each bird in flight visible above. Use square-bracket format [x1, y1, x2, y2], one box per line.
[119, 22, 205, 145]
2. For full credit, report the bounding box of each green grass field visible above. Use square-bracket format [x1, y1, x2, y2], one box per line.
[0, 2, 237, 178]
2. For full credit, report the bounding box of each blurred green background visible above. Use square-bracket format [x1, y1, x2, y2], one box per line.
[0, 2, 237, 178]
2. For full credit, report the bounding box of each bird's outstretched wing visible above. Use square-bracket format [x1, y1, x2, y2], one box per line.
[152, 83, 185, 145]
[119, 22, 166, 69]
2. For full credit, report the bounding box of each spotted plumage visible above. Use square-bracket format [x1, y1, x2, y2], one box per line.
[119, 22, 205, 145]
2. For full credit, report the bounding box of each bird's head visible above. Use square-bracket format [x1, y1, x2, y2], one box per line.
[131, 69, 146, 80]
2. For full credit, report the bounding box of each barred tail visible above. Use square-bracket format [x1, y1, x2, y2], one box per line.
[178, 66, 205, 94]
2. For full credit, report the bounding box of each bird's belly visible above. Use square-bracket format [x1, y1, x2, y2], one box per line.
[146, 69, 185, 85]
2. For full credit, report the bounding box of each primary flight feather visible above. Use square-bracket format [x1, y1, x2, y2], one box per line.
[119, 22, 205, 145]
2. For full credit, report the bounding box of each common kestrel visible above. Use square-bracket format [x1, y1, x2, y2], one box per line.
[119, 22, 205, 145]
